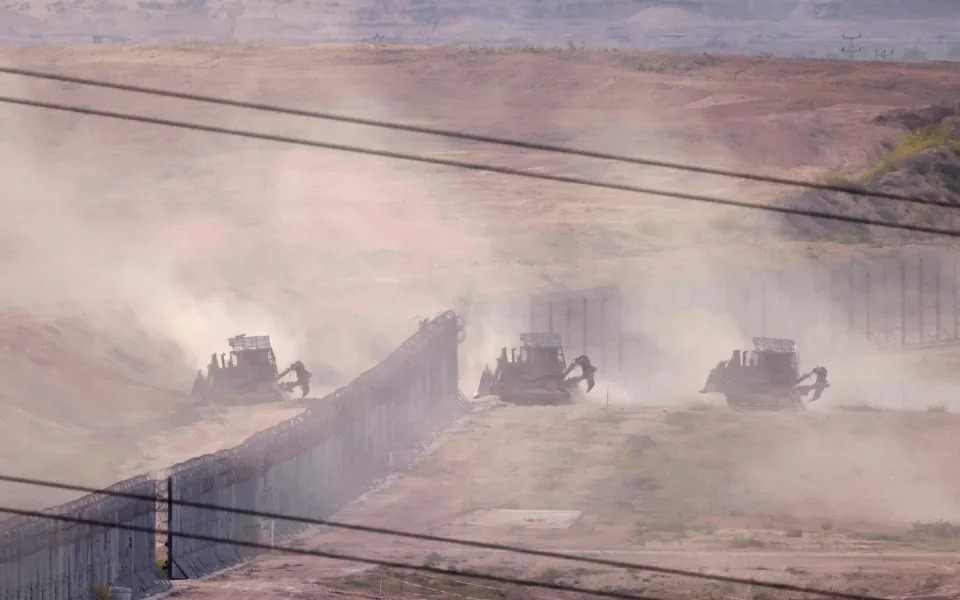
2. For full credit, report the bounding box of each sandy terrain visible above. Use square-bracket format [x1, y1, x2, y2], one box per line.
[169, 396, 960, 600]
[0, 45, 958, 597]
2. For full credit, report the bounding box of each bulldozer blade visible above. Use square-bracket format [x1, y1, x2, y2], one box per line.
[475, 366, 494, 398]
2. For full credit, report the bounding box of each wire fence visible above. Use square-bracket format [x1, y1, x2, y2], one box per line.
[0, 311, 467, 600]
[518, 249, 960, 392]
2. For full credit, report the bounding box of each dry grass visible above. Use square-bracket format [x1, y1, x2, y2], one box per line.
[858, 122, 960, 182]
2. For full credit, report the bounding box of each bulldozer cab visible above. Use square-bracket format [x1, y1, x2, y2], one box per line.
[517, 332, 566, 374]
[750, 337, 799, 384]
[228, 334, 278, 373]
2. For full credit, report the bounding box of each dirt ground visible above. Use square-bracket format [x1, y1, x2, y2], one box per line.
[169, 396, 960, 600]
[0, 43, 959, 573]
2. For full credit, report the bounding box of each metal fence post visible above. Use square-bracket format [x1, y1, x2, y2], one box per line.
[849, 259, 856, 338]
[830, 268, 837, 349]
[761, 280, 767, 337]
[166, 476, 174, 581]
[599, 293, 606, 369]
[865, 262, 871, 342]
[617, 289, 624, 376]
[919, 256, 925, 346]
[883, 262, 889, 344]
[954, 251, 959, 341]
[583, 296, 588, 356]
[936, 253, 942, 343]
[901, 258, 907, 347]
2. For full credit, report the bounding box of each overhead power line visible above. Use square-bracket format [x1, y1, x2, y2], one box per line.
[0, 94, 957, 238]
[0, 65, 951, 210]
[0, 504, 664, 600]
[0, 473, 886, 600]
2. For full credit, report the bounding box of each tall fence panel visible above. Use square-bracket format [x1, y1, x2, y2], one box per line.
[528, 285, 624, 377]
[512, 249, 960, 394]
[166, 310, 465, 581]
[0, 475, 164, 600]
[0, 310, 466, 599]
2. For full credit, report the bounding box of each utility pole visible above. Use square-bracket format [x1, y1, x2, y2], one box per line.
[842, 34, 863, 59]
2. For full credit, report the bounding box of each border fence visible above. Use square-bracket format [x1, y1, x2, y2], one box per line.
[521, 249, 960, 389]
[528, 285, 625, 377]
[0, 310, 467, 600]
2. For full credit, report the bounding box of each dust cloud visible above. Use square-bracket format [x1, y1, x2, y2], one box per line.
[736, 416, 960, 524]
[0, 71, 527, 388]
[0, 54, 569, 499]
[2, 44, 958, 538]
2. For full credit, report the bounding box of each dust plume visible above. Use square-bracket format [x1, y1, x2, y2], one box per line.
[0, 55, 547, 507]
[736, 414, 960, 524]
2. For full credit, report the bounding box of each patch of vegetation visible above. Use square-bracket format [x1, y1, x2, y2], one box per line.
[91, 584, 111, 600]
[820, 170, 857, 187]
[625, 474, 662, 491]
[834, 232, 868, 244]
[901, 48, 929, 61]
[634, 518, 689, 534]
[937, 162, 960, 195]
[858, 122, 960, 182]
[422, 552, 443, 567]
[910, 520, 960, 539]
[821, 521, 834, 531]
[539, 567, 564, 583]
[730, 536, 766, 549]
[465, 41, 587, 56]
[784, 528, 803, 538]
[838, 401, 881, 412]
[853, 531, 903, 542]
[624, 433, 658, 454]
[927, 403, 949, 413]
[690, 521, 718, 535]
[663, 410, 702, 430]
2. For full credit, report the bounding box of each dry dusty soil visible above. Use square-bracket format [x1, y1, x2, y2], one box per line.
[170, 396, 960, 600]
[1, 42, 959, 561]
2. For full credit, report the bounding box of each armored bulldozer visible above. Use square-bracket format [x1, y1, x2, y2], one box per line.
[699, 337, 829, 412]
[190, 334, 289, 405]
[474, 332, 597, 405]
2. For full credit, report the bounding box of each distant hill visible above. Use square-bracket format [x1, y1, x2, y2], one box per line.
[780, 103, 960, 243]
[0, 0, 957, 62]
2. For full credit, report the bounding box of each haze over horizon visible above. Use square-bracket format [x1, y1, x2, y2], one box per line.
[1, 0, 958, 62]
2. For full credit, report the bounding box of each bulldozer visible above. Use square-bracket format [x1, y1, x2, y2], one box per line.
[190, 334, 294, 405]
[474, 332, 597, 405]
[699, 337, 829, 412]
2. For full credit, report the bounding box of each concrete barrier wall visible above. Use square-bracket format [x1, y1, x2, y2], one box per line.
[166, 309, 466, 579]
[0, 475, 165, 600]
[0, 310, 466, 599]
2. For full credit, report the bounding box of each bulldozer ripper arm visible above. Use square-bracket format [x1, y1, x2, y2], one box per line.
[564, 355, 597, 392]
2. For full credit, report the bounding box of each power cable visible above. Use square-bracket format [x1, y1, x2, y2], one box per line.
[0, 95, 956, 238]
[0, 474, 885, 600]
[0, 65, 950, 209]
[0, 504, 663, 600]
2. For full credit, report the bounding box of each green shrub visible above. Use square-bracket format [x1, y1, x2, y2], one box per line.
[91, 584, 111, 600]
